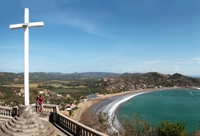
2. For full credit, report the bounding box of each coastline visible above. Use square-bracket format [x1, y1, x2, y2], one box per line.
[70, 87, 179, 121]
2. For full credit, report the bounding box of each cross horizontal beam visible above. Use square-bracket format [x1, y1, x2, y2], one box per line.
[10, 22, 44, 30]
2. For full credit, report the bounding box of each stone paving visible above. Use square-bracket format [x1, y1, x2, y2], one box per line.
[0, 113, 65, 136]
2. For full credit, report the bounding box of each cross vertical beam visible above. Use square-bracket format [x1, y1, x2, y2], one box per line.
[10, 8, 44, 105]
[24, 8, 29, 106]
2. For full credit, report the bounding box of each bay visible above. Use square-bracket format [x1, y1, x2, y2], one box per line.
[115, 88, 200, 133]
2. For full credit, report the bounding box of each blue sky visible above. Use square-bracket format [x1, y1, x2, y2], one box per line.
[1, 0, 200, 75]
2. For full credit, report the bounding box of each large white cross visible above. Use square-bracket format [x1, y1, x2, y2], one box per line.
[10, 8, 44, 105]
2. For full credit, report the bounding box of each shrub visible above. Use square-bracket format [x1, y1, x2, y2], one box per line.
[119, 113, 156, 136]
[156, 120, 187, 136]
[80, 112, 190, 136]
[80, 112, 115, 134]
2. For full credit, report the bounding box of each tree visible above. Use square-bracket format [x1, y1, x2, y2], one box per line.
[80, 112, 192, 136]
[80, 112, 115, 135]
[118, 113, 156, 136]
[156, 120, 187, 136]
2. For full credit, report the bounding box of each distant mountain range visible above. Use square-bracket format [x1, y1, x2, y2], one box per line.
[0, 72, 120, 84]
[0, 72, 200, 87]
[119, 72, 200, 87]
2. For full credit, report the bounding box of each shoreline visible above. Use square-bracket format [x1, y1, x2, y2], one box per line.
[70, 87, 180, 121]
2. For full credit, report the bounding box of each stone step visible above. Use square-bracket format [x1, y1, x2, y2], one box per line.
[0, 113, 64, 136]
[9, 118, 40, 130]
[37, 122, 51, 134]
[1, 122, 56, 135]
[39, 127, 55, 136]
[9, 118, 39, 129]
[0, 128, 10, 136]
[13, 115, 38, 125]
[1, 122, 21, 136]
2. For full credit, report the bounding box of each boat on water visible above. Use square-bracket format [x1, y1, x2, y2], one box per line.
[192, 87, 200, 90]
[189, 92, 194, 97]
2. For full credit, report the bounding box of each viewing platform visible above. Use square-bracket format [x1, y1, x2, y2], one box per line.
[0, 104, 108, 136]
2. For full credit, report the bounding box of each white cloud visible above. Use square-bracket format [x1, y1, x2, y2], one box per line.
[123, 68, 134, 73]
[191, 58, 200, 61]
[173, 66, 180, 71]
[111, 59, 126, 64]
[151, 68, 158, 72]
[176, 61, 192, 64]
[60, 15, 101, 35]
[142, 60, 166, 65]
[40, 11, 102, 35]
[20, 0, 103, 35]
[175, 58, 200, 65]
[101, 63, 106, 66]
[189, 58, 200, 64]
[0, 46, 22, 50]
[111, 68, 122, 73]
[110, 68, 134, 73]
[181, 58, 200, 64]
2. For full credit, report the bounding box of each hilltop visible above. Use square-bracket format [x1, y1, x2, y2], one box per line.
[0, 72, 120, 84]
[0, 72, 199, 88]
[115, 72, 200, 90]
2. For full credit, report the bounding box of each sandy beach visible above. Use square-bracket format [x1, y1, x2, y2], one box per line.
[69, 87, 179, 121]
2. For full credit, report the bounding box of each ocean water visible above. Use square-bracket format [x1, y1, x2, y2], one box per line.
[115, 88, 200, 133]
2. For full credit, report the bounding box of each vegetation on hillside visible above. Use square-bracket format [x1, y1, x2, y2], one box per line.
[80, 112, 199, 136]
